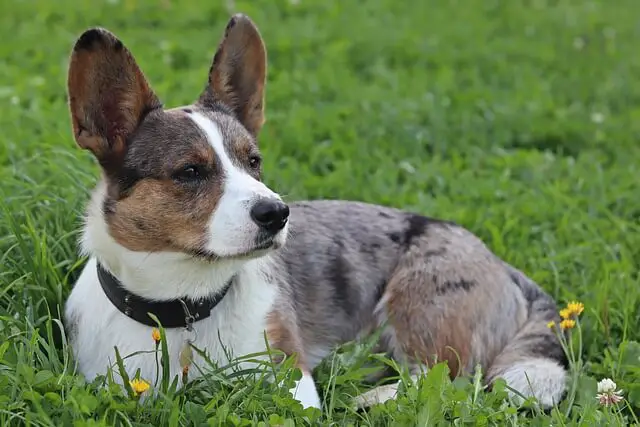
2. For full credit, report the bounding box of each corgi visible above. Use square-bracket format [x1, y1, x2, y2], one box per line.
[63, 13, 567, 410]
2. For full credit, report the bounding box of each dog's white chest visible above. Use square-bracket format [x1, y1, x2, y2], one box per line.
[65, 258, 277, 385]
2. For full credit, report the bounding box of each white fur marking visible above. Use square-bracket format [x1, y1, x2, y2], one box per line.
[291, 371, 322, 409]
[187, 112, 287, 257]
[499, 357, 567, 407]
[188, 112, 237, 174]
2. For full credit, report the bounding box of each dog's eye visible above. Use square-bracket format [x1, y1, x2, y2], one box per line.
[248, 155, 261, 170]
[173, 165, 207, 182]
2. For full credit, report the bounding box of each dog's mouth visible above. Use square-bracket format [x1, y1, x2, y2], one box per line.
[188, 238, 277, 263]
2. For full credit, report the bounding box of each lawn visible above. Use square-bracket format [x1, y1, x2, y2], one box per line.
[1, 0, 639, 425]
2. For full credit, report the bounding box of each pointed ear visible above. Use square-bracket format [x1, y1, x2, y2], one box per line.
[198, 14, 267, 137]
[67, 28, 161, 169]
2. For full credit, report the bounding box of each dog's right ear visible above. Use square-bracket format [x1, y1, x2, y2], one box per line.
[67, 28, 161, 170]
[198, 14, 267, 137]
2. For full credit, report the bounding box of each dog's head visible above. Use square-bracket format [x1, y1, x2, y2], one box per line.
[67, 14, 288, 261]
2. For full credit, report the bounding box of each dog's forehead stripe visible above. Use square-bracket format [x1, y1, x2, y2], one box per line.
[187, 112, 238, 179]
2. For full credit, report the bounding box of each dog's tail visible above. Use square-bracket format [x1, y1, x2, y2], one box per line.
[485, 264, 568, 407]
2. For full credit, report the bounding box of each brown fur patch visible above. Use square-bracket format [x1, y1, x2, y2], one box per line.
[384, 280, 473, 377]
[106, 175, 223, 253]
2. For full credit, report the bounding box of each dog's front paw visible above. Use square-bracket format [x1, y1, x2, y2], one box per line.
[290, 372, 322, 410]
[353, 383, 399, 409]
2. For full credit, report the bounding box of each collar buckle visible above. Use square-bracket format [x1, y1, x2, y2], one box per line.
[178, 298, 197, 332]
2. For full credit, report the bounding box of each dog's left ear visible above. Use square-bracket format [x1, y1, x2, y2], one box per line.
[198, 14, 267, 137]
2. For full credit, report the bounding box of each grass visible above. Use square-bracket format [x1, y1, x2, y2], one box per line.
[1, 0, 639, 425]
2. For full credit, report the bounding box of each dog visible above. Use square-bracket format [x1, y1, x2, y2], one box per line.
[63, 14, 568, 410]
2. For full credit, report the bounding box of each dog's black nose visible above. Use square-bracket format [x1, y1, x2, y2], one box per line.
[250, 199, 290, 233]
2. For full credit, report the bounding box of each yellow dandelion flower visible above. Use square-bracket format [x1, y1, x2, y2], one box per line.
[560, 319, 576, 330]
[566, 301, 584, 316]
[129, 378, 150, 395]
[151, 328, 161, 343]
[559, 308, 571, 319]
[547, 321, 555, 329]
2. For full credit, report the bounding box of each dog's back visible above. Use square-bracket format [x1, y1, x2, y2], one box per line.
[269, 200, 567, 407]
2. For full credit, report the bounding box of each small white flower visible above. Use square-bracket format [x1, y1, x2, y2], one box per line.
[597, 378, 617, 394]
[596, 378, 624, 406]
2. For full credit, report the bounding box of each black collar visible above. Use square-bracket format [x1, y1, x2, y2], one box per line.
[97, 262, 233, 329]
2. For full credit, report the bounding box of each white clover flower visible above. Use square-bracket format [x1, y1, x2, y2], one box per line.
[596, 378, 623, 406]
[597, 378, 617, 394]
